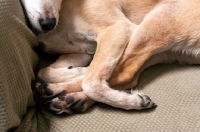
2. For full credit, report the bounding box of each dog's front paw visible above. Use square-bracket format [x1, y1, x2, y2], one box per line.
[125, 91, 157, 110]
[47, 91, 95, 114]
[137, 94, 157, 109]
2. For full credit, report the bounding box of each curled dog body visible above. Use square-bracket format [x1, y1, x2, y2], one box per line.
[26, 0, 200, 113]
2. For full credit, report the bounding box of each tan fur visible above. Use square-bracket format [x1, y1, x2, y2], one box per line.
[37, 0, 200, 112]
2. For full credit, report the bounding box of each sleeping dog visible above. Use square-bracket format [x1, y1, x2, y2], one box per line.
[22, 0, 200, 114]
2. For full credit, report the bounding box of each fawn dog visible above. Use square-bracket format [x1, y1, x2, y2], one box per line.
[26, 0, 200, 114]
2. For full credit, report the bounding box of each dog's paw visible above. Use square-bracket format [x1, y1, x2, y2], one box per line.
[32, 81, 95, 114]
[137, 94, 157, 109]
[125, 91, 157, 110]
[32, 81, 63, 97]
[47, 91, 95, 114]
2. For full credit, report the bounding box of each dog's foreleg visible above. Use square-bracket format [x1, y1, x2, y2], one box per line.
[38, 53, 92, 83]
[34, 76, 96, 114]
[35, 53, 94, 114]
[82, 21, 155, 110]
[82, 3, 181, 110]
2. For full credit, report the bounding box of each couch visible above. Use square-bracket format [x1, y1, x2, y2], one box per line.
[0, 0, 200, 131]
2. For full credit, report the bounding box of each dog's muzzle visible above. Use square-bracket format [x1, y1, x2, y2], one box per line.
[39, 18, 56, 32]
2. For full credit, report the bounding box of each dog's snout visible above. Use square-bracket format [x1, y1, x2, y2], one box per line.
[39, 18, 56, 31]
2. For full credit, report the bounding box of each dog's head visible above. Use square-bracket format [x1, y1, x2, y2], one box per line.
[21, 0, 62, 32]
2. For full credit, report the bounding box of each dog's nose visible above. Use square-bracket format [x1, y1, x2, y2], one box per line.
[39, 18, 56, 31]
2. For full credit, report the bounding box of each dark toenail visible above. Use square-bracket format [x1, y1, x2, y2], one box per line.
[137, 94, 144, 101]
[52, 102, 62, 109]
[45, 88, 53, 96]
[58, 95, 65, 101]
[45, 101, 52, 106]
[72, 100, 85, 113]
[58, 92, 67, 101]
[123, 89, 131, 94]
[66, 96, 74, 104]
[39, 83, 48, 89]
[144, 95, 151, 102]
[31, 80, 37, 88]
[36, 88, 42, 95]
[151, 103, 158, 109]
[68, 66, 73, 69]
[141, 101, 150, 108]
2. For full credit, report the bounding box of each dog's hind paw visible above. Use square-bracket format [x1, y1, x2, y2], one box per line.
[47, 91, 95, 114]
[31, 81, 95, 114]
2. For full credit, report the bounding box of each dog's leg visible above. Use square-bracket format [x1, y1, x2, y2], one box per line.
[34, 75, 97, 114]
[110, 1, 200, 89]
[111, 51, 176, 90]
[36, 53, 90, 104]
[82, 21, 156, 110]
[34, 53, 94, 114]
[38, 53, 92, 83]
[111, 50, 200, 90]
[35, 51, 200, 114]
[34, 76, 84, 96]
[82, 3, 183, 110]
[34, 51, 177, 96]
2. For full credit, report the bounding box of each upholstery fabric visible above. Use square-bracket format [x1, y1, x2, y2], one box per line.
[0, 0, 38, 131]
[0, 0, 200, 132]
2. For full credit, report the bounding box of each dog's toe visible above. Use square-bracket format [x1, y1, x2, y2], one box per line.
[48, 91, 94, 114]
[32, 81, 61, 98]
[137, 94, 157, 109]
[123, 89, 132, 94]
[124, 91, 157, 110]
[71, 100, 86, 112]
[38, 83, 53, 96]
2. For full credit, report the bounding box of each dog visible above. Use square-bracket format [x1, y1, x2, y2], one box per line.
[20, 0, 62, 32]
[23, 0, 200, 114]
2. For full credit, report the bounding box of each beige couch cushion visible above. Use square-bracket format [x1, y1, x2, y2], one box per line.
[0, 0, 38, 131]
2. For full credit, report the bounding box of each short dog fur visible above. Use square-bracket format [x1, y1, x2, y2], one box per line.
[23, 0, 200, 114]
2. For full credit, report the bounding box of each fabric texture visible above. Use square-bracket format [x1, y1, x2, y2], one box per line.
[0, 0, 200, 132]
[0, 0, 38, 131]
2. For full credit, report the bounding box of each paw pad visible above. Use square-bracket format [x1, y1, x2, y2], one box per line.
[48, 93, 89, 114]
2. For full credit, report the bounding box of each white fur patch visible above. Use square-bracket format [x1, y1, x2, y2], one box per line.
[21, 0, 62, 31]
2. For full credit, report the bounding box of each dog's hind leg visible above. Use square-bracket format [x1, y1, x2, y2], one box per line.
[111, 50, 200, 90]
[48, 91, 95, 114]
[110, 51, 177, 90]
[108, 1, 200, 88]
